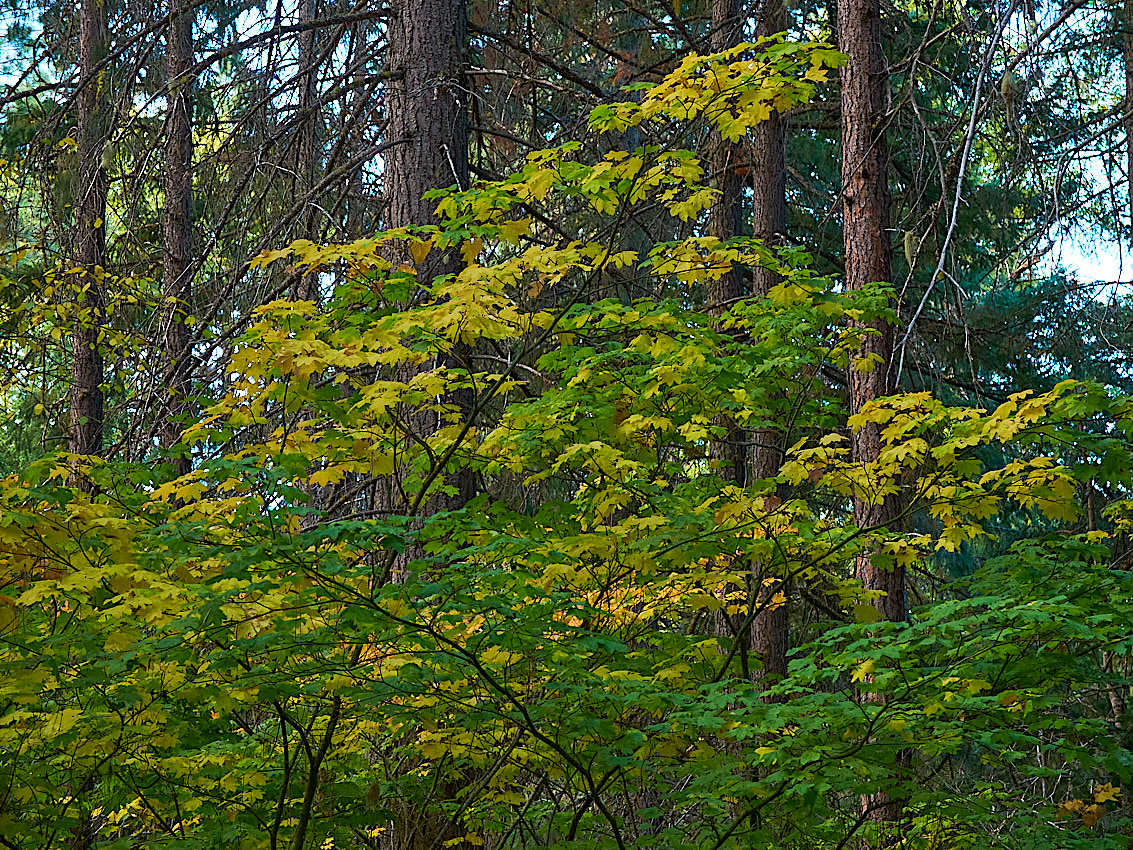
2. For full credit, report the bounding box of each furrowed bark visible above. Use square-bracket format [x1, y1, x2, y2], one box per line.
[382, 2, 476, 846]
[1125, 0, 1133, 244]
[383, 0, 474, 539]
[70, 0, 110, 489]
[748, 0, 789, 691]
[706, 0, 751, 680]
[839, 0, 906, 839]
[706, 0, 791, 689]
[839, 0, 903, 622]
[162, 0, 195, 477]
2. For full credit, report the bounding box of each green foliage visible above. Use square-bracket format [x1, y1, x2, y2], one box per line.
[0, 37, 1130, 850]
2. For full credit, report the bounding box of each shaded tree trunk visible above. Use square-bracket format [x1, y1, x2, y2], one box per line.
[748, 0, 790, 691]
[839, 0, 903, 623]
[706, 0, 746, 326]
[162, 0, 194, 477]
[706, 0, 751, 678]
[382, 2, 475, 846]
[840, 0, 905, 842]
[1125, 0, 1133, 244]
[707, 0, 790, 688]
[383, 0, 474, 524]
[70, 0, 110, 484]
[749, 0, 788, 302]
[379, 0, 474, 535]
[385, 0, 469, 245]
[293, 0, 321, 302]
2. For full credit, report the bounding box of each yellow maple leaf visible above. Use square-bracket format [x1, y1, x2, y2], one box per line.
[461, 238, 484, 265]
[1082, 803, 1104, 828]
[851, 659, 876, 683]
[498, 218, 532, 243]
[409, 239, 433, 265]
[250, 246, 292, 269]
[1094, 783, 1122, 803]
[1057, 798, 1084, 818]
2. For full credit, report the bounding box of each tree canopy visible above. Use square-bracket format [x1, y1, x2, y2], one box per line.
[0, 2, 1131, 849]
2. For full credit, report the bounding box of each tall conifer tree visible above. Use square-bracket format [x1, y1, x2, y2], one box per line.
[162, 0, 194, 477]
[70, 0, 110, 477]
[748, 0, 790, 688]
[840, 0, 906, 839]
[383, 2, 474, 843]
[384, 0, 474, 519]
[839, 0, 903, 620]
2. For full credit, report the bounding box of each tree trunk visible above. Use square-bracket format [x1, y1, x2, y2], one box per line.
[385, 0, 469, 246]
[706, 0, 745, 324]
[383, 2, 474, 845]
[1125, 0, 1133, 245]
[748, 0, 790, 691]
[839, 0, 905, 841]
[163, 0, 194, 478]
[839, 0, 903, 623]
[384, 0, 474, 527]
[706, 0, 751, 681]
[706, 0, 791, 688]
[749, 0, 787, 300]
[293, 0, 321, 302]
[70, 0, 110, 484]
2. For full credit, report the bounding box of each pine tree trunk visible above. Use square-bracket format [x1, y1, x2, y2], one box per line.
[163, 0, 194, 478]
[293, 0, 321, 302]
[383, 2, 474, 845]
[70, 0, 109, 484]
[748, 0, 789, 691]
[706, 0, 791, 688]
[385, 0, 469, 246]
[1124, 0, 1133, 245]
[383, 0, 474, 530]
[705, 0, 745, 486]
[839, 0, 905, 841]
[67, 14, 109, 846]
[707, 0, 745, 324]
[839, 0, 903, 623]
[749, 1, 787, 303]
[706, 0, 751, 681]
